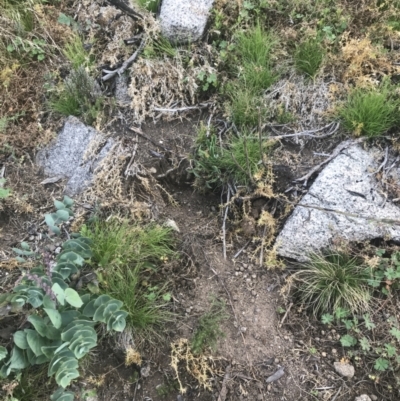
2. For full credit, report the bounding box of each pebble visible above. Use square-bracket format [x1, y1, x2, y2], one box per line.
[252, 274, 256, 279]
[240, 266, 244, 272]
[246, 278, 251, 283]
[274, 358, 279, 364]
[29, 235, 34, 241]
[334, 361, 355, 378]
[354, 395, 372, 401]
[370, 395, 377, 401]
[321, 330, 325, 335]
[235, 272, 239, 276]
[257, 395, 263, 400]
[321, 352, 327, 357]
[55, 247, 61, 254]
[332, 348, 337, 355]
[327, 335, 333, 340]
[315, 337, 320, 341]
[210, 206, 216, 212]
[251, 290, 257, 296]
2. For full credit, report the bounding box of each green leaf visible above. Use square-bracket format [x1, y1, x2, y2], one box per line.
[59, 311, 81, 328]
[374, 357, 390, 371]
[58, 251, 84, 267]
[359, 337, 371, 352]
[56, 209, 70, 222]
[390, 327, 400, 341]
[57, 368, 80, 388]
[385, 343, 397, 357]
[27, 315, 47, 337]
[14, 331, 29, 349]
[340, 334, 357, 347]
[363, 314, 376, 330]
[321, 314, 334, 325]
[45, 214, 55, 227]
[20, 242, 30, 251]
[48, 348, 75, 376]
[93, 294, 112, 307]
[43, 295, 56, 309]
[41, 345, 61, 359]
[50, 388, 75, 401]
[9, 346, 29, 370]
[0, 346, 8, 361]
[334, 307, 350, 320]
[50, 225, 62, 236]
[26, 329, 47, 356]
[163, 293, 171, 302]
[44, 309, 62, 329]
[63, 195, 74, 207]
[52, 283, 65, 306]
[54, 200, 66, 210]
[62, 239, 92, 259]
[57, 13, 72, 26]
[64, 288, 83, 308]
[82, 299, 97, 318]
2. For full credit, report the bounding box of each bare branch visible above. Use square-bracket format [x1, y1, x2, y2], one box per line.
[102, 36, 146, 81]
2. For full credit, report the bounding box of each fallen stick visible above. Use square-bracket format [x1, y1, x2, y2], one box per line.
[102, 36, 146, 81]
[295, 137, 365, 186]
[279, 302, 293, 328]
[222, 187, 231, 260]
[153, 104, 210, 113]
[268, 121, 340, 140]
[217, 365, 231, 401]
[106, 0, 143, 20]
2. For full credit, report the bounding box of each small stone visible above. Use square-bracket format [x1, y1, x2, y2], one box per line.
[370, 395, 377, 401]
[240, 266, 244, 272]
[328, 335, 333, 340]
[267, 384, 271, 391]
[252, 274, 256, 279]
[55, 247, 61, 254]
[210, 206, 216, 212]
[321, 352, 327, 357]
[240, 327, 247, 333]
[186, 308, 191, 313]
[274, 358, 279, 364]
[315, 337, 320, 341]
[354, 395, 372, 401]
[46, 244, 56, 252]
[246, 278, 251, 282]
[235, 272, 239, 276]
[334, 361, 355, 378]
[257, 395, 263, 400]
[321, 330, 325, 335]
[331, 348, 337, 354]
[252, 290, 257, 296]
[164, 219, 180, 232]
[29, 235, 34, 241]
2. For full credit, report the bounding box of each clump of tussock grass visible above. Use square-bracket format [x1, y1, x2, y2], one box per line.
[294, 251, 372, 317]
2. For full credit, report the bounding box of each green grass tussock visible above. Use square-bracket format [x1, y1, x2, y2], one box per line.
[81, 219, 176, 333]
[295, 251, 372, 316]
[294, 38, 325, 78]
[339, 82, 400, 138]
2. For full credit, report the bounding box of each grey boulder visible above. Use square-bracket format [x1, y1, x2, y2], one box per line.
[159, 0, 214, 44]
[36, 116, 114, 195]
[276, 145, 400, 261]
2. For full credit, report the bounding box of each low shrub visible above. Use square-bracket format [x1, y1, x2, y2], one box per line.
[0, 197, 127, 401]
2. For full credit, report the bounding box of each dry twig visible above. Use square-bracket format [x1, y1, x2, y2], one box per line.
[102, 36, 146, 81]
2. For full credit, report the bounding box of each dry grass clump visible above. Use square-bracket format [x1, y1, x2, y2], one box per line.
[338, 36, 399, 87]
[84, 140, 163, 219]
[265, 75, 344, 131]
[170, 338, 219, 393]
[128, 56, 215, 123]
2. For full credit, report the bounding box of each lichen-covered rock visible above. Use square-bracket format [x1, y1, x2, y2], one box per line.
[159, 0, 214, 44]
[275, 145, 400, 261]
[36, 116, 114, 195]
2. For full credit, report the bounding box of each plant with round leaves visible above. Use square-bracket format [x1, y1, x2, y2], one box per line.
[45, 196, 74, 235]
